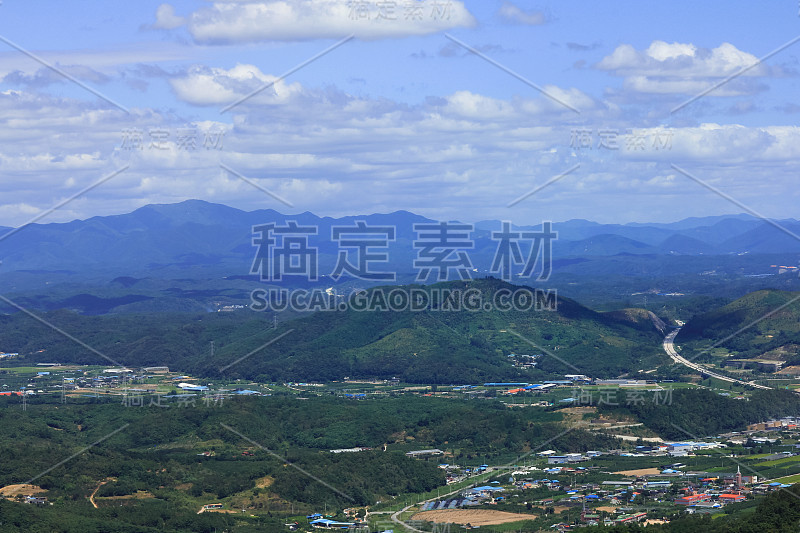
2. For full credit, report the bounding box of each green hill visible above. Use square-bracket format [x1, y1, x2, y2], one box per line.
[676, 289, 800, 363]
[0, 278, 666, 382]
[215, 279, 667, 382]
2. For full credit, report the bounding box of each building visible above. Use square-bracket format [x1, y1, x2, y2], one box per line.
[595, 379, 647, 387]
[330, 447, 371, 454]
[614, 513, 647, 523]
[469, 486, 505, 496]
[177, 383, 209, 391]
[601, 481, 633, 488]
[143, 366, 170, 373]
[405, 449, 443, 457]
[309, 519, 355, 529]
[718, 493, 746, 504]
[675, 494, 710, 505]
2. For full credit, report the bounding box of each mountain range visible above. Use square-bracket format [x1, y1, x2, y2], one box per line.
[0, 200, 797, 278]
[1, 200, 799, 315]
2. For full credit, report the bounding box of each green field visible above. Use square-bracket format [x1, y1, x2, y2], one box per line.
[755, 456, 800, 467]
[773, 473, 800, 484]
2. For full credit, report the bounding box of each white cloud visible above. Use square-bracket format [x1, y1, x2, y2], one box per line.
[620, 123, 800, 164]
[182, 0, 476, 43]
[1, 75, 799, 226]
[444, 91, 515, 119]
[497, 1, 546, 26]
[169, 64, 306, 106]
[597, 41, 777, 96]
[152, 4, 187, 30]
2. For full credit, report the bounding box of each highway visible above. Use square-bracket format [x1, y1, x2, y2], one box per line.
[663, 329, 772, 390]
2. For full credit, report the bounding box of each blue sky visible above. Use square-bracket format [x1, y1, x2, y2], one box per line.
[0, 0, 798, 226]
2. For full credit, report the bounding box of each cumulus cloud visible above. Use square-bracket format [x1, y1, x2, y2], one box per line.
[176, 0, 476, 43]
[597, 41, 779, 96]
[619, 123, 800, 164]
[152, 4, 187, 30]
[168, 64, 308, 106]
[497, 2, 546, 25]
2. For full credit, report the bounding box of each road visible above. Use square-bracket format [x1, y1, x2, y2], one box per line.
[663, 329, 772, 390]
[89, 478, 114, 509]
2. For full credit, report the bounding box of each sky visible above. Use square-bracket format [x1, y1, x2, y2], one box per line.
[0, 0, 799, 226]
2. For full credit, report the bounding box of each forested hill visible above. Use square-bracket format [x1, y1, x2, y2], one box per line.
[676, 289, 800, 362]
[595, 388, 800, 440]
[0, 279, 666, 382]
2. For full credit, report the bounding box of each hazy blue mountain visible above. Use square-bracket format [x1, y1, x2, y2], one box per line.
[719, 221, 800, 253]
[676, 217, 764, 244]
[657, 234, 716, 255]
[0, 201, 795, 283]
[626, 213, 759, 230]
[555, 234, 656, 256]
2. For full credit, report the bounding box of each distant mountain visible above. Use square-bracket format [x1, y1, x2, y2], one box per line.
[626, 213, 759, 230]
[556, 234, 655, 256]
[0, 200, 796, 293]
[657, 234, 715, 255]
[676, 217, 762, 244]
[0, 200, 437, 278]
[719, 221, 800, 253]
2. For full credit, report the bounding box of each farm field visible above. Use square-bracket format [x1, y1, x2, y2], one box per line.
[412, 509, 536, 526]
[613, 467, 662, 476]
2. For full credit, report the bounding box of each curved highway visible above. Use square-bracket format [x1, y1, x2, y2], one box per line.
[663, 329, 771, 390]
